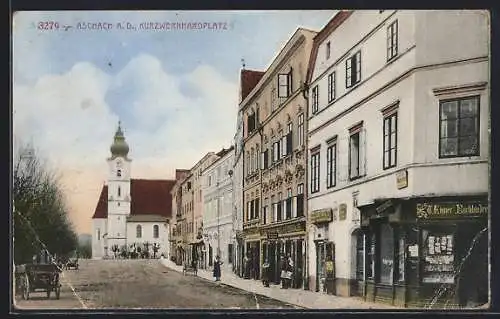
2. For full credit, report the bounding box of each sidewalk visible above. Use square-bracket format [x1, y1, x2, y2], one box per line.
[159, 258, 396, 309]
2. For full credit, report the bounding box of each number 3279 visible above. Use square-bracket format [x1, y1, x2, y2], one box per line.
[38, 21, 59, 30]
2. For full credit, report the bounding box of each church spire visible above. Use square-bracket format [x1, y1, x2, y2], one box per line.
[110, 120, 129, 158]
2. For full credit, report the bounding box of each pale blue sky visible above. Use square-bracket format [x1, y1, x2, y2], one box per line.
[13, 10, 335, 233]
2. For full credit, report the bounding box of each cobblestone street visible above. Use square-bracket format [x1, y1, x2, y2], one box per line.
[14, 259, 299, 310]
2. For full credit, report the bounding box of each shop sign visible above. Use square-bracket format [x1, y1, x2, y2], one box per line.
[310, 209, 333, 224]
[416, 202, 488, 219]
[376, 200, 393, 214]
[261, 221, 306, 236]
[396, 170, 408, 189]
[339, 204, 347, 221]
[267, 232, 278, 240]
[325, 261, 334, 274]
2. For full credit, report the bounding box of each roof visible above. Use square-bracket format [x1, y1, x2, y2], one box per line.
[216, 145, 235, 158]
[240, 69, 265, 102]
[127, 214, 169, 223]
[92, 179, 176, 219]
[306, 10, 353, 84]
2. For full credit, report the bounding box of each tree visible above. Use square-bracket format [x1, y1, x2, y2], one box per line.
[13, 143, 78, 265]
[78, 241, 92, 259]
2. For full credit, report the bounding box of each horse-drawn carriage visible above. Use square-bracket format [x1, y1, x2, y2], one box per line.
[15, 263, 61, 300]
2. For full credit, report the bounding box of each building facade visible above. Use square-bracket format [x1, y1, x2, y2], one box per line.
[202, 147, 235, 271]
[306, 10, 489, 307]
[170, 169, 190, 264]
[92, 123, 175, 260]
[241, 28, 316, 286]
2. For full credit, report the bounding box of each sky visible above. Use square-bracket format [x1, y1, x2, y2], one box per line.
[12, 10, 336, 235]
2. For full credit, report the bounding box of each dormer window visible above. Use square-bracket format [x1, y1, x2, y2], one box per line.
[117, 169, 122, 177]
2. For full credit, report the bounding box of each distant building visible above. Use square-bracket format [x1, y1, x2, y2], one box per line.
[91, 123, 176, 260]
[306, 10, 489, 307]
[202, 146, 234, 271]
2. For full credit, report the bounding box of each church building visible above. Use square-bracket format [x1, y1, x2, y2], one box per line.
[91, 122, 177, 259]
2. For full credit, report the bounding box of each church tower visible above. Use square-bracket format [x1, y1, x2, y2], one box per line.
[106, 121, 132, 250]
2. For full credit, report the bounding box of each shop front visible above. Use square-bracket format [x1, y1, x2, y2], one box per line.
[243, 226, 260, 280]
[309, 208, 335, 295]
[359, 196, 488, 308]
[260, 219, 306, 288]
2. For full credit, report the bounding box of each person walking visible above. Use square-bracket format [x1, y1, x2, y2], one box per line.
[286, 254, 294, 289]
[280, 255, 288, 289]
[213, 255, 223, 282]
[262, 259, 270, 287]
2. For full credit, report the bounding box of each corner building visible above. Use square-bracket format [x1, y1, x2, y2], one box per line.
[306, 10, 489, 307]
[241, 28, 316, 287]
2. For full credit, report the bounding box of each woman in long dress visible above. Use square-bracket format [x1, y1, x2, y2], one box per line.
[213, 255, 223, 281]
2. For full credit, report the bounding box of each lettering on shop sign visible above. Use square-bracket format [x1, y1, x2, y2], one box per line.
[416, 203, 488, 219]
[338, 204, 347, 221]
[267, 232, 278, 240]
[310, 209, 333, 224]
[261, 221, 306, 236]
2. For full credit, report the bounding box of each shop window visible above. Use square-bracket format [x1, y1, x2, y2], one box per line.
[379, 223, 394, 284]
[355, 232, 364, 281]
[421, 228, 456, 284]
[366, 232, 376, 280]
[397, 234, 405, 282]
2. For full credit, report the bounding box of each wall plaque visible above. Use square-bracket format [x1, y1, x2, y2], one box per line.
[339, 204, 347, 221]
[310, 209, 333, 224]
[396, 170, 408, 189]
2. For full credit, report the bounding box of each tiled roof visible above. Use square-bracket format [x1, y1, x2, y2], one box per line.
[126, 214, 168, 222]
[91, 185, 108, 219]
[91, 179, 176, 219]
[240, 69, 265, 102]
[306, 11, 353, 84]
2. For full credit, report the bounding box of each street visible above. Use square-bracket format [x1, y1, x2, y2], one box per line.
[14, 259, 299, 310]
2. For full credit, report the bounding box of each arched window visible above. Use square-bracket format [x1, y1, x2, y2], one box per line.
[117, 169, 122, 177]
[118, 186, 121, 197]
[136, 225, 142, 238]
[153, 225, 159, 238]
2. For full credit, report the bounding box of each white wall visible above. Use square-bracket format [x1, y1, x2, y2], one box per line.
[92, 218, 107, 259]
[126, 221, 170, 257]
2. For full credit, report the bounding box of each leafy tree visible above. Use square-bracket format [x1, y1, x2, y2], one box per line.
[13, 143, 78, 265]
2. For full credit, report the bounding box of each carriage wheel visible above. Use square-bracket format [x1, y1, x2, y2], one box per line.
[55, 286, 61, 300]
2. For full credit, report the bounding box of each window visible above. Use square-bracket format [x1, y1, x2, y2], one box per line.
[346, 51, 361, 88]
[97, 228, 101, 241]
[277, 192, 283, 222]
[117, 186, 121, 197]
[379, 223, 394, 284]
[326, 41, 331, 59]
[367, 232, 376, 280]
[247, 112, 256, 134]
[298, 113, 304, 147]
[117, 169, 122, 177]
[261, 147, 269, 170]
[349, 131, 361, 180]
[228, 244, 234, 263]
[383, 112, 398, 169]
[326, 143, 337, 188]
[136, 225, 142, 238]
[255, 198, 260, 219]
[278, 68, 293, 98]
[263, 198, 268, 225]
[271, 88, 277, 111]
[310, 152, 320, 193]
[387, 20, 398, 61]
[153, 225, 159, 238]
[312, 85, 319, 114]
[286, 188, 292, 219]
[271, 195, 276, 223]
[328, 72, 336, 102]
[297, 184, 304, 217]
[439, 96, 480, 158]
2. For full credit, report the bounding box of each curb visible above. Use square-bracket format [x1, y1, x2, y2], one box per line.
[160, 261, 306, 309]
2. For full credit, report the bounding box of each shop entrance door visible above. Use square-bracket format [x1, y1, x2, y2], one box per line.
[295, 239, 303, 288]
[316, 241, 326, 292]
[275, 241, 282, 284]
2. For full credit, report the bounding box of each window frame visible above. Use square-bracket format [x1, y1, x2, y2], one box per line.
[327, 71, 336, 103]
[387, 20, 399, 62]
[383, 112, 398, 169]
[349, 130, 361, 180]
[346, 51, 361, 88]
[153, 225, 159, 238]
[326, 143, 337, 188]
[438, 95, 480, 158]
[136, 225, 142, 238]
[326, 41, 331, 60]
[298, 113, 305, 147]
[312, 85, 319, 114]
[310, 151, 320, 194]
